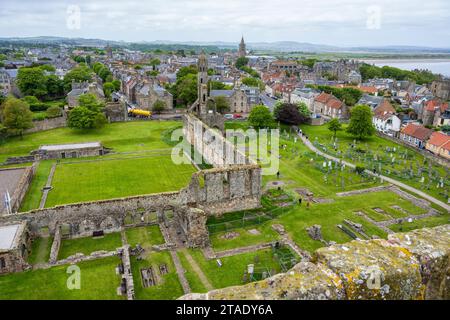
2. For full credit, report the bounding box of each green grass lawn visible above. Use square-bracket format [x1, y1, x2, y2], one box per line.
[0, 121, 182, 163]
[131, 251, 184, 300]
[188, 248, 283, 289]
[58, 233, 122, 260]
[44, 155, 195, 207]
[28, 236, 53, 265]
[125, 225, 165, 248]
[0, 257, 123, 300]
[209, 224, 279, 252]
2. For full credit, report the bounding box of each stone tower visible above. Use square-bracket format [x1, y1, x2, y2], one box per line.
[197, 50, 209, 115]
[238, 36, 246, 58]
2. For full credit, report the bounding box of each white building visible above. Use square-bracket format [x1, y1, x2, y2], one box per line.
[373, 113, 401, 136]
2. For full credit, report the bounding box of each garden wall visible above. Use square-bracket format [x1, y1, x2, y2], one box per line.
[181, 225, 450, 300]
[24, 114, 67, 135]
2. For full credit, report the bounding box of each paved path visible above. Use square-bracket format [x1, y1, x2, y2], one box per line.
[181, 249, 214, 291]
[299, 134, 450, 213]
[39, 162, 57, 209]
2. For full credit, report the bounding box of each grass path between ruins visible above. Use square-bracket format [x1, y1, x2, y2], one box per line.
[180, 249, 214, 291]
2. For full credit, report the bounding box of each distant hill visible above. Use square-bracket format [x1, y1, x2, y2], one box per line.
[1, 36, 450, 54]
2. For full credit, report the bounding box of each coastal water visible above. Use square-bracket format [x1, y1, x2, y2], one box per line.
[362, 59, 450, 77]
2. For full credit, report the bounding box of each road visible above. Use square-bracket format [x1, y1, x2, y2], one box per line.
[298, 133, 450, 212]
[259, 94, 277, 112]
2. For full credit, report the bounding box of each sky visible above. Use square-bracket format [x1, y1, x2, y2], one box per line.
[0, 0, 449, 47]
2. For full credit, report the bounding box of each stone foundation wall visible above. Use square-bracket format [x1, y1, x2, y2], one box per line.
[10, 165, 36, 213]
[181, 225, 450, 300]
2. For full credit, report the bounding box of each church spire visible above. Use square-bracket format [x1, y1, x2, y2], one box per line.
[238, 36, 246, 58]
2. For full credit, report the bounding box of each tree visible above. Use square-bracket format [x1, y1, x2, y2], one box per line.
[248, 105, 275, 129]
[67, 106, 106, 129]
[78, 93, 104, 112]
[149, 58, 161, 71]
[327, 118, 342, 138]
[64, 66, 93, 91]
[2, 98, 34, 138]
[45, 75, 65, 99]
[236, 57, 249, 69]
[274, 102, 309, 125]
[16, 67, 48, 98]
[213, 96, 229, 114]
[297, 102, 311, 120]
[242, 77, 261, 88]
[152, 100, 166, 114]
[103, 82, 115, 99]
[112, 80, 121, 92]
[346, 105, 375, 140]
[46, 105, 62, 118]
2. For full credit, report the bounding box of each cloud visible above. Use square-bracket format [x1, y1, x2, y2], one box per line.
[0, 0, 449, 46]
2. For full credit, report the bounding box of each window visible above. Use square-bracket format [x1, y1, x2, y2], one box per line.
[0, 257, 5, 269]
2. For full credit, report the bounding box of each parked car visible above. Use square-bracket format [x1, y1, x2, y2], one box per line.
[224, 114, 234, 120]
[233, 113, 243, 119]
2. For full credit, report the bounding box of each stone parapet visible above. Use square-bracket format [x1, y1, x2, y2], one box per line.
[180, 225, 449, 300]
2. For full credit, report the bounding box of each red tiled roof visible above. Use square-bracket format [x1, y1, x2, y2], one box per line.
[401, 123, 433, 141]
[327, 99, 343, 109]
[427, 131, 450, 147]
[315, 92, 332, 104]
[374, 99, 396, 116]
[442, 141, 450, 151]
[425, 100, 449, 112]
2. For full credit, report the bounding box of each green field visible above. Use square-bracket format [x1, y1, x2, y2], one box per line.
[0, 257, 123, 300]
[28, 236, 53, 265]
[58, 233, 122, 260]
[125, 225, 165, 248]
[0, 121, 182, 163]
[45, 155, 195, 207]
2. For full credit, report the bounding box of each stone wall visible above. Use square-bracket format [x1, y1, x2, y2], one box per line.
[180, 225, 450, 300]
[0, 164, 261, 242]
[183, 113, 253, 167]
[10, 165, 35, 213]
[24, 115, 67, 135]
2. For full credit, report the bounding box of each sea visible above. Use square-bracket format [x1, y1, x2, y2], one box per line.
[361, 59, 450, 78]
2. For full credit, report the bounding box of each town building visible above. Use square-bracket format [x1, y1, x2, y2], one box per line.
[425, 131, 450, 160]
[210, 85, 261, 113]
[372, 99, 401, 136]
[399, 123, 433, 149]
[312, 92, 347, 119]
[431, 79, 450, 100]
[67, 81, 105, 108]
[135, 82, 173, 111]
[421, 99, 449, 127]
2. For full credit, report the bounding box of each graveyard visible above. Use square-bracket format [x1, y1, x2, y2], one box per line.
[300, 124, 449, 203]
